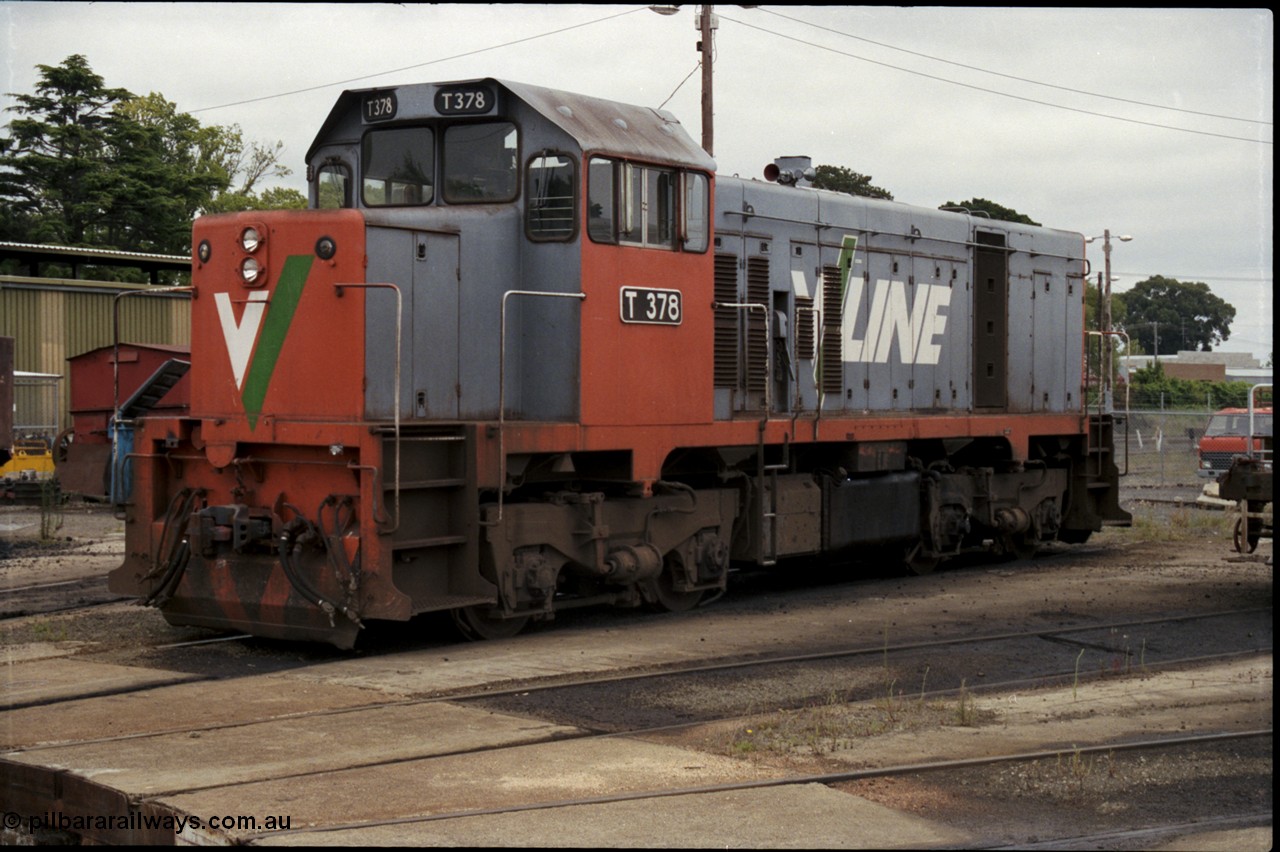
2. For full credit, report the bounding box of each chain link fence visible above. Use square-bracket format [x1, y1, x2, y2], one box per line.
[1116, 409, 1217, 489]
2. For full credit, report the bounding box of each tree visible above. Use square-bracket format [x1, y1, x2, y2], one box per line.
[1118, 275, 1235, 355]
[939, 198, 1039, 226]
[106, 93, 228, 252]
[1, 55, 302, 254]
[810, 165, 893, 200]
[0, 54, 132, 246]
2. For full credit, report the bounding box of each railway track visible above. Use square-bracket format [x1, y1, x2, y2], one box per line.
[4, 602, 1271, 845]
[0, 576, 128, 620]
[248, 730, 1270, 846]
[2, 514, 1270, 846]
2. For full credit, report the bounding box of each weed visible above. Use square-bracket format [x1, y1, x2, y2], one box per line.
[1073, 648, 1085, 700]
[31, 619, 69, 642]
[39, 479, 64, 540]
[954, 678, 977, 726]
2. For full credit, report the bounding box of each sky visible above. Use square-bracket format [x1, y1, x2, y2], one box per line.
[2, 4, 1273, 363]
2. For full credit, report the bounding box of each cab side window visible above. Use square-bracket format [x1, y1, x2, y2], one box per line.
[587, 156, 708, 252]
[526, 153, 576, 240]
[316, 163, 351, 209]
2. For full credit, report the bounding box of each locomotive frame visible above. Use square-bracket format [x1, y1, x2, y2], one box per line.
[109, 79, 1129, 646]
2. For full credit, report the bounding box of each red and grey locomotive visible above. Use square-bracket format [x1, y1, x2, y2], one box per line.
[109, 79, 1129, 646]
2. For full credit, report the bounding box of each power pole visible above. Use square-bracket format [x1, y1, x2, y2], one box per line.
[699, 5, 715, 156]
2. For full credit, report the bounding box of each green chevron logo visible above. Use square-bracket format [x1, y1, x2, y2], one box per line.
[214, 254, 313, 430]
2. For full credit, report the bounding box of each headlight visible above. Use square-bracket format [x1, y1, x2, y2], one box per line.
[240, 256, 262, 285]
[241, 226, 263, 253]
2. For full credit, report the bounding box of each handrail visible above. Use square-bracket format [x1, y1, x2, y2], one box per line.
[481, 289, 586, 526]
[1247, 382, 1273, 462]
[1085, 329, 1131, 476]
[110, 286, 193, 511]
[335, 282, 402, 533]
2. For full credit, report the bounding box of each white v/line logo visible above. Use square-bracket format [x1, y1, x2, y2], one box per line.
[214, 291, 269, 390]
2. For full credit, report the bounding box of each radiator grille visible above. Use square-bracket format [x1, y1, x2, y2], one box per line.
[713, 253, 739, 388]
[820, 265, 844, 394]
[745, 257, 770, 392]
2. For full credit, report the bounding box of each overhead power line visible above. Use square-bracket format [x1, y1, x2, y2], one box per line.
[759, 7, 1272, 127]
[190, 6, 645, 114]
[719, 11, 1272, 145]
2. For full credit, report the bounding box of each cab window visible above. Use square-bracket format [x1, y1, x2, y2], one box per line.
[587, 156, 707, 252]
[526, 153, 576, 240]
[316, 163, 351, 209]
[587, 157, 616, 243]
[443, 122, 518, 203]
[362, 127, 433, 206]
[682, 172, 709, 253]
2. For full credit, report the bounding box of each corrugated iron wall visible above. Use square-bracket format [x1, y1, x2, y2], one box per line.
[0, 278, 191, 434]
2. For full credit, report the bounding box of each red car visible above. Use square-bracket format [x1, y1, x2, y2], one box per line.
[1198, 407, 1273, 477]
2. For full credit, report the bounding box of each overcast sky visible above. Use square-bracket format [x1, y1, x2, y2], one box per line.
[3, 4, 1273, 362]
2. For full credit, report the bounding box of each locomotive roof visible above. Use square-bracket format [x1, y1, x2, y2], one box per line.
[307, 78, 716, 171]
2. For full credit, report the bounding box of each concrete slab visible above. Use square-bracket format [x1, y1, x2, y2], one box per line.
[4, 702, 580, 795]
[157, 733, 788, 843]
[0, 640, 91, 663]
[0, 673, 396, 749]
[1151, 826, 1274, 852]
[247, 783, 973, 848]
[1, 656, 199, 712]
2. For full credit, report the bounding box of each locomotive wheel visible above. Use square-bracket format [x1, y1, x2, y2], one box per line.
[450, 606, 529, 641]
[994, 532, 1039, 562]
[1233, 517, 1261, 554]
[1057, 528, 1092, 545]
[902, 543, 940, 575]
[646, 570, 704, 613]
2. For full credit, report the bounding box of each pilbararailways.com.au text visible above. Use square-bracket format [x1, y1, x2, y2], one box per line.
[7, 810, 291, 835]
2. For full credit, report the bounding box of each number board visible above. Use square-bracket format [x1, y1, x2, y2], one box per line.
[620, 287, 682, 326]
[362, 91, 398, 123]
[435, 85, 495, 115]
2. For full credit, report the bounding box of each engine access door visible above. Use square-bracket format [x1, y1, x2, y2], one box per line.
[973, 231, 1008, 409]
[365, 228, 461, 421]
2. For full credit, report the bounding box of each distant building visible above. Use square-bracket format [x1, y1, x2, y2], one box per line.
[1118, 351, 1271, 385]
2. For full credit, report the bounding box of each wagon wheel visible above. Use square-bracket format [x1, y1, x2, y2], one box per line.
[1233, 516, 1261, 554]
[450, 605, 529, 641]
[54, 428, 75, 464]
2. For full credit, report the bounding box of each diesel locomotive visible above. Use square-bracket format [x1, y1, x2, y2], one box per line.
[108, 78, 1129, 646]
